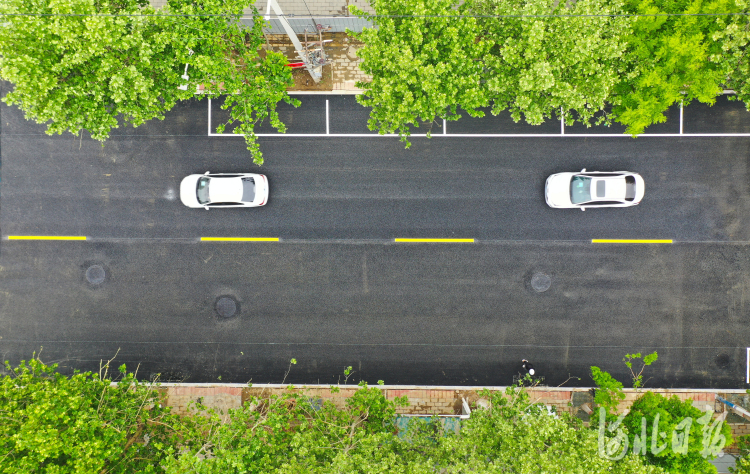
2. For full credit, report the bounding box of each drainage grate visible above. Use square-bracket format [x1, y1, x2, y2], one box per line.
[530, 273, 552, 293]
[85, 265, 106, 285]
[215, 296, 239, 318]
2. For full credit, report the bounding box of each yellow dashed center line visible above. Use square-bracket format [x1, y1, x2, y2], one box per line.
[200, 237, 279, 242]
[395, 238, 475, 243]
[7, 236, 87, 241]
[592, 239, 673, 244]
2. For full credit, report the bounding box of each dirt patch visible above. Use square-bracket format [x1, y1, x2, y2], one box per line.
[290, 65, 334, 91]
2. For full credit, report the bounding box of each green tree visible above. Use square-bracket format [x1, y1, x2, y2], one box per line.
[162, 380, 408, 473]
[622, 391, 732, 473]
[730, 434, 750, 474]
[591, 365, 627, 414]
[348, 0, 491, 148]
[403, 386, 665, 473]
[611, 0, 739, 134]
[710, 2, 750, 107]
[0, 0, 296, 165]
[164, 0, 299, 165]
[0, 353, 191, 474]
[469, 0, 631, 128]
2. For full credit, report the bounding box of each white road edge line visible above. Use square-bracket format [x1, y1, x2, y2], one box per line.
[443, 118, 447, 135]
[208, 97, 212, 136]
[747, 347, 749, 384]
[561, 107, 564, 135]
[326, 99, 330, 135]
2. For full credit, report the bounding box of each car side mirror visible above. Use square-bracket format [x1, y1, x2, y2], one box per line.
[580, 207, 586, 211]
[581, 168, 586, 172]
[204, 171, 210, 175]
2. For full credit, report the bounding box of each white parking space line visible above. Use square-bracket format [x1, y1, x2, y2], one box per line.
[206, 93, 750, 138]
[208, 132, 750, 138]
[747, 347, 749, 384]
[680, 100, 684, 135]
[208, 97, 213, 136]
[560, 107, 565, 135]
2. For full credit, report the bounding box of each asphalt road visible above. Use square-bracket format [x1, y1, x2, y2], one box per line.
[1, 85, 749, 388]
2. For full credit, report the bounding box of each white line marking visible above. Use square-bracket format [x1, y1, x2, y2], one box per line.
[326, 99, 330, 135]
[561, 107, 564, 135]
[208, 132, 750, 138]
[208, 98, 212, 136]
[747, 347, 749, 384]
[443, 118, 446, 135]
[680, 100, 684, 135]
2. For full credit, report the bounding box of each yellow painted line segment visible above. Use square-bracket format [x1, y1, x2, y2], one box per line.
[201, 237, 279, 242]
[8, 235, 87, 241]
[395, 238, 475, 243]
[592, 239, 673, 244]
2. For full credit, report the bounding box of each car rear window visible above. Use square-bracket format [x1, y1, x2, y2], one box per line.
[241, 177, 255, 202]
[625, 176, 636, 201]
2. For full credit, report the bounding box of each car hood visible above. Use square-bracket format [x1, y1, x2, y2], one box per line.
[546, 173, 573, 207]
[180, 175, 202, 208]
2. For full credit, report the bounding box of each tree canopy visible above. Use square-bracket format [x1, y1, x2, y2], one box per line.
[0, 0, 297, 165]
[0, 355, 189, 474]
[349, 0, 491, 147]
[472, 0, 631, 127]
[610, 0, 740, 134]
[351, 0, 749, 140]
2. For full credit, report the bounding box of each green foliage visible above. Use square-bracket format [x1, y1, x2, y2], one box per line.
[166, 0, 298, 165]
[611, 0, 738, 134]
[391, 386, 664, 473]
[624, 351, 659, 389]
[710, 1, 750, 106]
[0, 0, 297, 165]
[0, 0, 185, 142]
[349, 0, 491, 148]
[591, 365, 626, 413]
[470, 0, 631, 127]
[622, 391, 733, 473]
[730, 434, 750, 474]
[161, 380, 405, 473]
[0, 353, 189, 474]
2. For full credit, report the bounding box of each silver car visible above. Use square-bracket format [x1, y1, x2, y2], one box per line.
[180, 172, 269, 209]
[545, 169, 644, 210]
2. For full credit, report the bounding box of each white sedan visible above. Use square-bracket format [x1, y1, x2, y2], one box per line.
[545, 169, 644, 210]
[180, 172, 269, 209]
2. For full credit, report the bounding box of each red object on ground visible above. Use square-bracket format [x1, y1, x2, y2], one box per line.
[285, 62, 306, 68]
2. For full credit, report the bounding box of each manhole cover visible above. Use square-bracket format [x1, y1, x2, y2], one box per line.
[215, 296, 239, 318]
[85, 265, 106, 285]
[715, 353, 731, 369]
[530, 273, 552, 292]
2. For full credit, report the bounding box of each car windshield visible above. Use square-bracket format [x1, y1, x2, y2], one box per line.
[196, 177, 210, 205]
[570, 176, 592, 204]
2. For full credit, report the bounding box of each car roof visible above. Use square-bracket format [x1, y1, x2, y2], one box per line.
[578, 174, 629, 202]
[208, 177, 243, 203]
